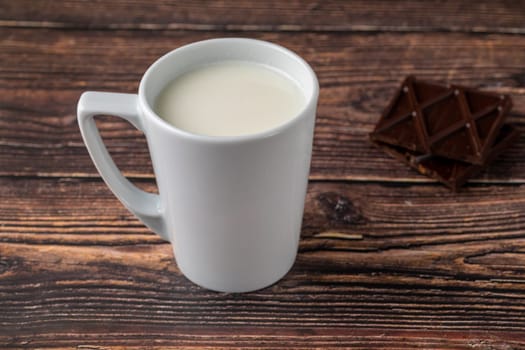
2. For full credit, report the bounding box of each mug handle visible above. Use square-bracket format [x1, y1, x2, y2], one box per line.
[77, 91, 168, 241]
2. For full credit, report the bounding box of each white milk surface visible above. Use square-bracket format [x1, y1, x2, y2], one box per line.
[154, 61, 306, 136]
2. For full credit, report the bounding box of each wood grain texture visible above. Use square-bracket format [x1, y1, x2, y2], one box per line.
[2, 178, 525, 250]
[1, 178, 525, 348]
[1, 29, 524, 182]
[1, 0, 525, 34]
[3, 1, 525, 347]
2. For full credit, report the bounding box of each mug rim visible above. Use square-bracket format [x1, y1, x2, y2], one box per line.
[138, 38, 319, 143]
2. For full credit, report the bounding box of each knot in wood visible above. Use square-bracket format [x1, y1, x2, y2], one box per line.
[317, 192, 365, 225]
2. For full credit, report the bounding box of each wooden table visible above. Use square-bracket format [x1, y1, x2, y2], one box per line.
[1, 1, 525, 348]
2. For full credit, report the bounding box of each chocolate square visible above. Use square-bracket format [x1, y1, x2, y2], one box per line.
[370, 76, 512, 165]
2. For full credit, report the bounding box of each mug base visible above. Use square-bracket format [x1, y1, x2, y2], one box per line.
[177, 254, 297, 293]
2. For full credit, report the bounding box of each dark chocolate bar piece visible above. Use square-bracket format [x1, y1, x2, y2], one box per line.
[370, 76, 512, 165]
[372, 124, 519, 191]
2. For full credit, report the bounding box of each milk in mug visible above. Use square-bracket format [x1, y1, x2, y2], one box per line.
[154, 60, 306, 136]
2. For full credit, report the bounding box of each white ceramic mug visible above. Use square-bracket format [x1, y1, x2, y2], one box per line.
[77, 38, 319, 292]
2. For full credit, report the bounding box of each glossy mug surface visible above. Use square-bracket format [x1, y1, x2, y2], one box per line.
[77, 38, 319, 292]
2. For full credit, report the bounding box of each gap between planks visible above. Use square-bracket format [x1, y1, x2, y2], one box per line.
[2, 20, 525, 35]
[1, 173, 523, 185]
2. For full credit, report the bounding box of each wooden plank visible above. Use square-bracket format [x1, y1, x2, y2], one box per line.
[1, 178, 525, 347]
[1, 29, 524, 182]
[2, 177, 524, 250]
[1, 0, 525, 34]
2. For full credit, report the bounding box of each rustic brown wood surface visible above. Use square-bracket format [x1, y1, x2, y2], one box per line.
[2, 0, 525, 33]
[1, 1, 525, 349]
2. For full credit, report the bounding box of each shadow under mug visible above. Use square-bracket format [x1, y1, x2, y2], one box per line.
[77, 38, 319, 292]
